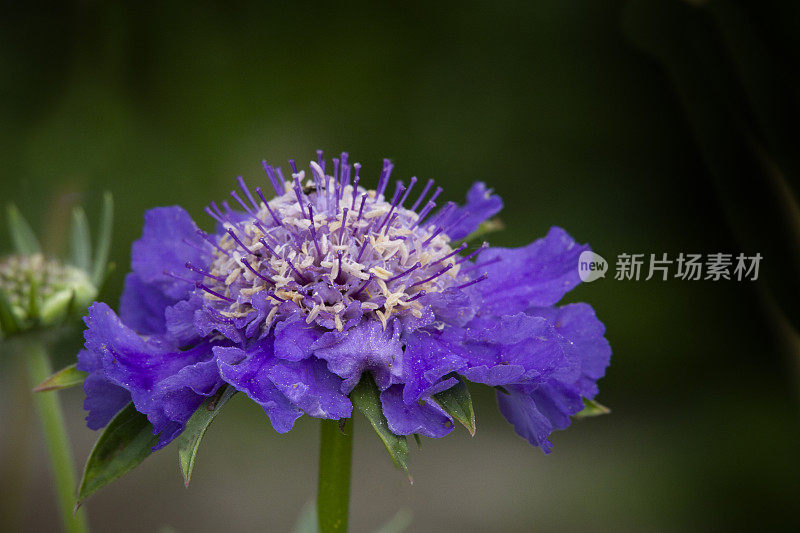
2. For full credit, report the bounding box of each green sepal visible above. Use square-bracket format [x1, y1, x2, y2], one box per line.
[76, 403, 158, 508]
[413, 434, 422, 449]
[26, 270, 40, 322]
[349, 374, 411, 482]
[69, 207, 92, 273]
[574, 398, 611, 418]
[91, 192, 114, 286]
[0, 287, 21, 337]
[177, 385, 235, 487]
[433, 376, 476, 436]
[6, 204, 41, 256]
[33, 363, 88, 392]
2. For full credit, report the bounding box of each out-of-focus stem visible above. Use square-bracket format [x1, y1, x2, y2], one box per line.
[24, 340, 89, 533]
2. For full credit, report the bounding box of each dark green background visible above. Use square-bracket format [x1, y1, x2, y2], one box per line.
[1, 1, 798, 531]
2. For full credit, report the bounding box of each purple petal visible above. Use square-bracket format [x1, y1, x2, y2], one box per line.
[497, 381, 585, 453]
[80, 371, 131, 429]
[312, 319, 403, 393]
[82, 303, 222, 447]
[273, 314, 323, 362]
[164, 294, 205, 346]
[119, 273, 176, 335]
[214, 342, 302, 432]
[130, 206, 209, 300]
[443, 182, 503, 240]
[528, 303, 611, 398]
[401, 328, 469, 404]
[422, 287, 478, 327]
[380, 385, 454, 438]
[471, 227, 589, 314]
[267, 358, 352, 419]
[460, 313, 575, 386]
[496, 385, 555, 453]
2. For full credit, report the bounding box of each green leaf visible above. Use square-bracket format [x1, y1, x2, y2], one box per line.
[33, 363, 88, 392]
[69, 207, 92, 272]
[0, 287, 20, 336]
[91, 192, 114, 286]
[6, 204, 41, 256]
[574, 398, 611, 418]
[350, 374, 411, 481]
[433, 376, 476, 436]
[77, 403, 158, 507]
[177, 386, 235, 486]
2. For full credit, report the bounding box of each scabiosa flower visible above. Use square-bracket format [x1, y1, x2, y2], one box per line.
[79, 151, 610, 457]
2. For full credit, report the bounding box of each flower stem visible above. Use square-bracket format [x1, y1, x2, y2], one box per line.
[24, 340, 89, 533]
[317, 417, 353, 533]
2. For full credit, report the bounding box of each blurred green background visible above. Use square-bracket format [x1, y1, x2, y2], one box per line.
[1, 0, 799, 531]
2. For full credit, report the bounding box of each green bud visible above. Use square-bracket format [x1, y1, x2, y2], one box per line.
[0, 254, 98, 336]
[1, 194, 113, 339]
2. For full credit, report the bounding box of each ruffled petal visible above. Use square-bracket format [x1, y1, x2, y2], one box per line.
[119, 273, 176, 335]
[460, 313, 575, 386]
[312, 319, 403, 393]
[497, 381, 584, 453]
[422, 287, 478, 327]
[80, 369, 131, 430]
[380, 385, 454, 438]
[273, 314, 323, 362]
[130, 206, 209, 300]
[442, 182, 503, 240]
[214, 342, 302, 432]
[528, 303, 611, 398]
[82, 303, 221, 447]
[164, 294, 205, 346]
[267, 358, 352, 419]
[401, 328, 469, 404]
[471, 227, 589, 314]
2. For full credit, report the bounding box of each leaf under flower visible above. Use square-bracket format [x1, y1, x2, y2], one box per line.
[433, 376, 476, 436]
[350, 373, 411, 481]
[34, 363, 88, 392]
[177, 385, 236, 487]
[574, 398, 611, 418]
[76, 403, 158, 508]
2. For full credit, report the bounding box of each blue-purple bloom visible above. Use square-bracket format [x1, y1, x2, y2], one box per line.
[78, 151, 610, 453]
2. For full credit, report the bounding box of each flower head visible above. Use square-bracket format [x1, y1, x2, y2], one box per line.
[0, 197, 113, 338]
[80, 152, 610, 455]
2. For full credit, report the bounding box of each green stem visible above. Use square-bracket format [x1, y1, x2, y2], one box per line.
[24, 340, 89, 533]
[317, 417, 353, 533]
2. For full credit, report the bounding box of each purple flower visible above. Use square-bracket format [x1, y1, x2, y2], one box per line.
[79, 151, 610, 453]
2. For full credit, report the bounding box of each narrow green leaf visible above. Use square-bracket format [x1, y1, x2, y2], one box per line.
[69, 207, 92, 272]
[177, 386, 235, 486]
[413, 434, 422, 449]
[33, 363, 88, 392]
[0, 287, 21, 336]
[433, 376, 476, 436]
[91, 192, 114, 286]
[574, 398, 611, 418]
[77, 403, 158, 507]
[6, 204, 41, 255]
[350, 374, 411, 481]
